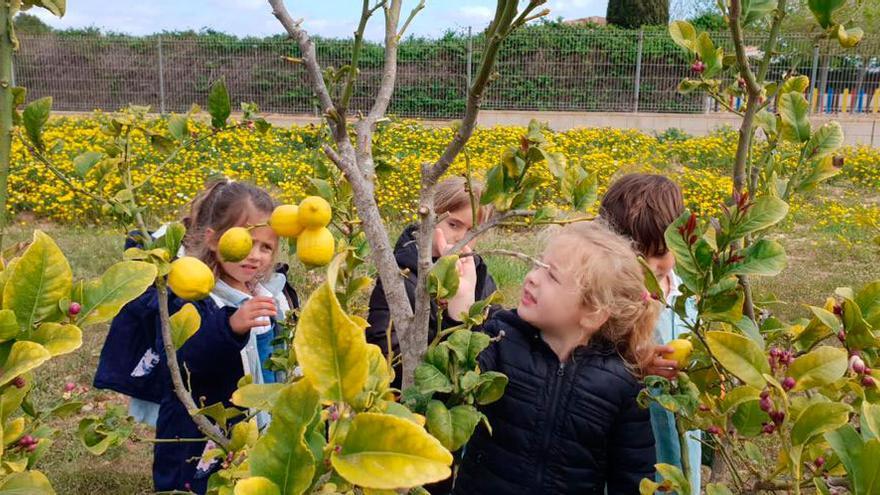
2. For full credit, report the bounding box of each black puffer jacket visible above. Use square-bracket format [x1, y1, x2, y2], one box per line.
[453, 310, 655, 495]
[366, 224, 497, 387]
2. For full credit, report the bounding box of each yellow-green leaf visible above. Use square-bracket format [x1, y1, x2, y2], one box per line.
[170, 303, 200, 350]
[3, 230, 72, 331]
[0, 342, 51, 388]
[332, 413, 452, 490]
[706, 331, 770, 388]
[75, 261, 157, 326]
[229, 419, 260, 452]
[787, 346, 847, 391]
[250, 380, 319, 495]
[862, 402, 880, 439]
[669, 20, 697, 52]
[28, 323, 82, 356]
[0, 470, 55, 494]
[293, 282, 368, 403]
[779, 92, 811, 143]
[781, 75, 810, 95]
[234, 476, 280, 495]
[791, 402, 851, 446]
[231, 383, 286, 411]
[3, 417, 24, 446]
[0, 310, 18, 342]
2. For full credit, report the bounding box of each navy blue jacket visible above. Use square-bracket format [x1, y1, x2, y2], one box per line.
[453, 310, 656, 495]
[152, 295, 246, 494]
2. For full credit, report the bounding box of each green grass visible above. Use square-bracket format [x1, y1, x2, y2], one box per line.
[15, 198, 880, 493]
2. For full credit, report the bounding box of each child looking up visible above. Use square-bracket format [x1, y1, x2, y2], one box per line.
[452, 221, 659, 494]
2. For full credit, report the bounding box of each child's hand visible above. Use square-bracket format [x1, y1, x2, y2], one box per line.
[447, 245, 478, 322]
[229, 296, 277, 335]
[645, 344, 679, 379]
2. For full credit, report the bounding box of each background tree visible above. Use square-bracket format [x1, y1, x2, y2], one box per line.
[607, 0, 670, 28]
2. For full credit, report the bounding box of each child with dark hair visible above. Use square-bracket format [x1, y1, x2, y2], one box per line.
[599, 173, 701, 493]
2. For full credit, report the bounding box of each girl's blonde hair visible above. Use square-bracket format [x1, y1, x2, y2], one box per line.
[182, 178, 278, 279]
[550, 220, 660, 376]
[434, 176, 493, 224]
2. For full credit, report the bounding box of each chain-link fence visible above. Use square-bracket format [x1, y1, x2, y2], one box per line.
[13, 30, 880, 118]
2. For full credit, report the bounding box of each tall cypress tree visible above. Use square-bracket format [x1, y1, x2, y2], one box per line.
[606, 0, 670, 28]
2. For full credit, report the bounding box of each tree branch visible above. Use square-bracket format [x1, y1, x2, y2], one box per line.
[156, 282, 230, 450]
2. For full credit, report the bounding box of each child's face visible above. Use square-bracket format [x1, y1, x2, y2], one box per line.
[433, 205, 475, 257]
[217, 212, 278, 292]
[518, 238, 606, 336]
[647, 250, 676, 282]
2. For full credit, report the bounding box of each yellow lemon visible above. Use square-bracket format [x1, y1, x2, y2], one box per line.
[269, 204, 304, 238]
[167, 256, 215, 301]
[297, 227, 335, 266]
[298, 196, 332, 228]
[234, 476, 280, 495]
[218, 227, 253, 262]
[663, 339, 693, 368]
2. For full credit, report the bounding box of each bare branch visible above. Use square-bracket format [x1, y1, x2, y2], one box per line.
[322, 143, 344, 168]
[444, 209, 534, 260]
[408, 164, 438, 388]
[473, 248, 547, 268]
[156, 282, 230, 450]
[397, 0, 425, 38]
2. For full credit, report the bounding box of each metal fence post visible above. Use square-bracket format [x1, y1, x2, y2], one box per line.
[466, 26, 473, 92]
[157, 37, 166, 114]
[633, 28, 643, 113]
[808, 44, 819, 114]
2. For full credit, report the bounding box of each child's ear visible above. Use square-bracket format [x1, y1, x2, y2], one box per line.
[204, 228, 218, 252]
[578, 307, 610, 332]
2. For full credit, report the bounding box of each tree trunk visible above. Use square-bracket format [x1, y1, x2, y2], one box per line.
[606, 0, 669, 28]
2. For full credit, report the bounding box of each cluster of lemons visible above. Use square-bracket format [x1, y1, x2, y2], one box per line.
[168, 196, 335, 301]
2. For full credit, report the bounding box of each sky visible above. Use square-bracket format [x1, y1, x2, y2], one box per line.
[29, 0, 606, 39]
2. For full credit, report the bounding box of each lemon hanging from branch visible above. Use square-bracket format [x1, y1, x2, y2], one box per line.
[269, 204, 304, 238]
[297, 227, 335, 267]
[167, 256, 215, 301]
[298, 196, 332, 229]
[218, 226, 253, 262]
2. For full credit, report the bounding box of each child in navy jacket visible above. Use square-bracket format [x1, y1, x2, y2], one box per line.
[150, 180, 295, 494]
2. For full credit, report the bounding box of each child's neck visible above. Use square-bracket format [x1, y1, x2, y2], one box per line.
[541, 328, 592, 363]
[221, 276, 254, 295]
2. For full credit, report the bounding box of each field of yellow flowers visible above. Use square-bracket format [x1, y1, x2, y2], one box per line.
[10, 115, 880, 240]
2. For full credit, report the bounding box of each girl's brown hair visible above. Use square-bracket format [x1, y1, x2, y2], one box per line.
[551, 221, 660, 376]
[182, 178, 277, 276]
[434, 176, 492, 224]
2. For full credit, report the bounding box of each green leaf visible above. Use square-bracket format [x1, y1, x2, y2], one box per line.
[735, 315, 765, 348]
[72, 151, 103, 178]
[3, 230, 72, 331]
[779, 92, 811, 143]
[168, 114, 189, 140]
[787, 346, 847, 391]
[425, 401, 482, 452]
[664, 211, 703, 293]
[0, 470, 55, 495]
[74, 261, 157, 326]
[158, 222, 186, 259]
[428, 255, 460, 301]
[743, 0, 777, 25]
[444, 329, 490, 369]
[796, 155, 841, 193]
[480, 165, 504, 206]
[414, 363, 453, 395]
[791, 402, 851, 446]
[860, 439, 880, 494]
[726, 239, 786, 277]
[803, 122, 844, 162]
[706, 331, 770, 388]
[207, 78, 231, 129]
[862, 402, 880, 439]
[22, 97, 52, 151]
[755, 110, 777, 138]
[696, 32, 723, 77]
[231, 383, 286, 411]
[28, 323, 81, 356]
[539, 149, 566, 179]
[474, 371, 508, 405]
[732, 400, 766, 437]
[293, 282, 369, 403]
[656, 463, 690, 495]
[250, 380, 319, 495]
[669, 20, 697, 52]
[331, 412, 452, 490]
[0, 310, 18, 342]
[825, 425, 863, 493]
[170, 303, 200, 350]
[730, 196, 789, 238]
[701, 289, 744, 324]
[149, 134, 175, 154]
[808, 0, 846, 28]
[0, 342, 51, 388]
[842, 298, 879, 349]
[720, 385, 761, 413]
